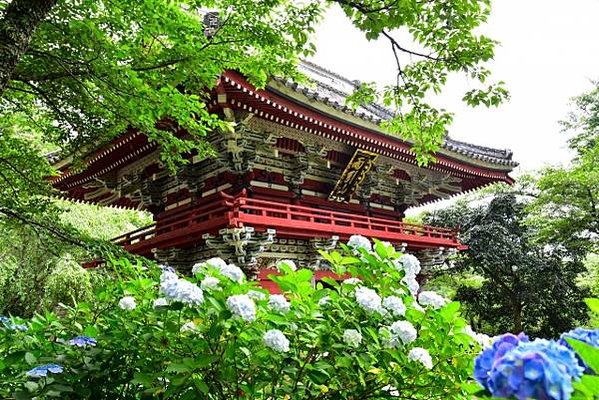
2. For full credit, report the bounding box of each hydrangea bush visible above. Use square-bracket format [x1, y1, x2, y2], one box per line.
[0, 237, 487, 399]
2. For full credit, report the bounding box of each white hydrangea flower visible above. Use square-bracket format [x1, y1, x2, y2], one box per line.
[160, 278, 204, 306]
[158, 264, 174, 273]
[226, 295, 256, 322]
[477, 334, 492, 348]
[343, 329, 362, 347]
[153, 298, 168, 308]
[383, 296, 406, 317]
[397, 254, 421, 275]
[263, 329, 290, 352]
[355, 286, 383, 314]
[318, 296, 330, 306]
[191, 263, 202, 275]
[390, 320, 417, 345]
[408, 347, 433, 370]
[347, 235, 372, 252]
[343, 277, 362, 285]
[382, 385, 400, 397]
[219, 264, 245, 283]
[418, 291, 448, 309]
[200, 276, 220, 290]
[160, 270, 178, 284]
[205, 257, 228, 270]
[119, 296, 136, 310]
[276, 259, 297, 272]
[462, 325, 492, 348]
[402, 274, 420, 297]
[180, 321, 197, 333]
[192, 257, 229, 274]
[268, 294, 290, 313]
[247, 290, 267, 301]
[411, 302, 425, 313]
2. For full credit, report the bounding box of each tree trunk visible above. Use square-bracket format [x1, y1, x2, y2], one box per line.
[0, 0, 57, 97]
[512, 298, 522, 333]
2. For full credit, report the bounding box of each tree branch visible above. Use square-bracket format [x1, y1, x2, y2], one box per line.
[0, 0, 58, 96]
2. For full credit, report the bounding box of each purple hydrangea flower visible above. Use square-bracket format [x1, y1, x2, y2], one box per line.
[474, 333, 529, 390]
[487, 339, 583, 400]
[68, 335, 97, 348]
[26, 364, 64, 378]
[559, 328, 599, 372]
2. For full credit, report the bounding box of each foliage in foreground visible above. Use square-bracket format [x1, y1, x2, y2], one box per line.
[0, 239, 484, 399]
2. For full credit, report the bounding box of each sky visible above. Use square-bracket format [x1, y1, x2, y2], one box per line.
[310, 0, 599, 175]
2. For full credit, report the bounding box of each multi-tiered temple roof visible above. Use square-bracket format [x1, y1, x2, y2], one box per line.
[50, 62, 517, 282]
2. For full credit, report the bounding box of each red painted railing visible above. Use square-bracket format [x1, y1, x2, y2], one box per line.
[231, 196, 457, 244]
[112, 192, 459, 254]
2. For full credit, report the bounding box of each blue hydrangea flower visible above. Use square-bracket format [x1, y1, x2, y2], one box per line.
[26, 364, 64, 378]
[487, 340, 583, 400]
[474, 333, 529, 390]
[68, 335, 97, 347]
[559, 328, 599, 372]
[0, 316, 27, 331]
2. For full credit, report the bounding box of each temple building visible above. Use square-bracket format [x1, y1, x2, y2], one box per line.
[50, 61, 517, 286]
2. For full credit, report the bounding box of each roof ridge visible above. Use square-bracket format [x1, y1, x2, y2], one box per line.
[285, 60, 517, 166]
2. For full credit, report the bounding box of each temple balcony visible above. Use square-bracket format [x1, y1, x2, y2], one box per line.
[112, 192, 463, 259]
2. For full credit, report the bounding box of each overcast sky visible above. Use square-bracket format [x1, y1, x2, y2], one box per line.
[310, 0, 599, 175]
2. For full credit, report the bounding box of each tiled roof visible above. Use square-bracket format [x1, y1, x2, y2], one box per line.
[273, 60, 518, 167]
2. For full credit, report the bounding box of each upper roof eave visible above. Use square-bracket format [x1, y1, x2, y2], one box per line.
[266, 77, 518, 172]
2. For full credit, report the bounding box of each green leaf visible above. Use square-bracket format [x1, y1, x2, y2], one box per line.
[461, 381, 484, 394]
[296, 269, 314, 283]
[131, 372, 154, 387]
[24, 352, 37, 366]
[191, 355, 219, 369]
[566, 338, 599, 372]
[584, 298, 599, 314]
[192, 374, 209, 394]
[24, 381, 39, 393]
[440, 301, 461, 322]
[581, 375, 599, 393]
[14, 391, 32, 400]
[46, 384, 73, 393]
[165, 363, 191, 373]
[84, 325, 98, 337]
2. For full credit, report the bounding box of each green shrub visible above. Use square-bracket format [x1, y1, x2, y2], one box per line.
[0, 239, 484, 399]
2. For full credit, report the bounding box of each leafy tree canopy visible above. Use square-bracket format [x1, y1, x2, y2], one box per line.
[424, 192, 589, 338]
[0, 201, 150, 316]
[0, 0, 507, 250]
[526, 83, 599, 254]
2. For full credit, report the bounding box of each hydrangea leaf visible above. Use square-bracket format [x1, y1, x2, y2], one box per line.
[573, 375, 599, 397]
[566, 338, 599, 373]
[83, 325, 98, 337]
[24, 352, 36, 366]
[585, 298, 599, 315]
